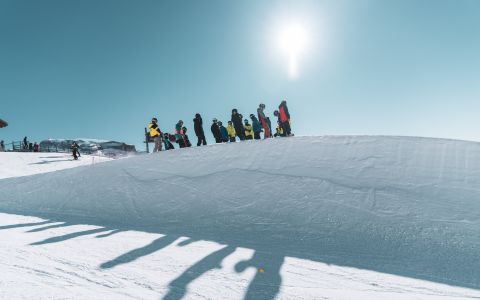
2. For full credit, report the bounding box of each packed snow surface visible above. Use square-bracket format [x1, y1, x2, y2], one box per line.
[0, 136, 479, 299]
[0, 152, 112, 179]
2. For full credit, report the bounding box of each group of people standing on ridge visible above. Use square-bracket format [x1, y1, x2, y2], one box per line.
[147, 100, 292, 152]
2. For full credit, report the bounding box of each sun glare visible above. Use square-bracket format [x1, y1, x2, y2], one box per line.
[278, 22, 310, 79]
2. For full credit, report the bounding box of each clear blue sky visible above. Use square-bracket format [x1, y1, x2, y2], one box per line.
[1, 0, 479, 150]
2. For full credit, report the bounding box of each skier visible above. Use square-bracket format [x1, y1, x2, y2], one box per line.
[23, 136, 28, 150]
[227, 121, 236, 142]
[231, 109, 245, 141]
[257, 104, 271, 138]
[71, 142, 80, 160]
[182, 127, 192, 147]
[218, 121, 229, 143]
[244, 119, 254, 140]
[33, 142, 39, 152]
[163, 133, 175, 150]
[148, 117, 163, 152]
[0, 140, 4, 151]
[250, 114, 262, 140]
[193, 113, 207, 146]
[175, 120, 186, 148]
[211, 118, 221, 143]
[278, 100, 292, 136]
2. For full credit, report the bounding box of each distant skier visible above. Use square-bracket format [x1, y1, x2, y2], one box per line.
[227, 121, 236, 142]
[244, 119, 254, 140]
[23, 136, 28, 150]
[0, 140, 5, 151]
[193, 113, 207, 146]
[148, 117, 163, 152]
[71, 142, 80, 160]
[257, 104, 271, 138]
[182, 127, 192, 147]
[231, 109, 245, 141]
[250, 114, 262, 140]
[211, 118, 221, 143]
[218, 121, 228, 143]
[175, 120, 186, 148]
[163, 133, 175, 150]
[278, 100, 292, 136]
[33, 142, 39, 152]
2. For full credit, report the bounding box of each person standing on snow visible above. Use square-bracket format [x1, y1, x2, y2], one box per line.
[71, 142, 80, 160]
[148, 117, 163, 152]
[278, 100, 292, 136]
[227, 121, 236, 142]
[274, 121, 285, 137]
[211, 118, 222, 143]
[218, 121, 228, 143]
[182, 127, 192, 147]
[193, 113, 207, 146]
[231, 109, 245, 141]
[250, 114, 262, 140]
[257, 104, 271, 139]
[175, 120, 186, 148]
[244, 119, 254, 140]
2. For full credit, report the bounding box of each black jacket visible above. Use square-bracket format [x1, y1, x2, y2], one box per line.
[193, 115, 205, 137]
[211, 123, 221, 138]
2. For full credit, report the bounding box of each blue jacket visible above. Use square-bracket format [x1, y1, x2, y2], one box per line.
[251, 117, 262, 133]
[220, 126, 228, 140]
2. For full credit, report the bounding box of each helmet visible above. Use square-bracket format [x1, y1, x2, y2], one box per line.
[218, 121, 223, 126]
[178, 120, 183, 124]
[212, 118, 217, 123]
[232, 108, 238, 113]
[244, 119, 249, 123]
[259, 103, 265, 108]
[250, 114, 255, 118]
[152, 117, 158, 122]
[273, 110, 279, 116]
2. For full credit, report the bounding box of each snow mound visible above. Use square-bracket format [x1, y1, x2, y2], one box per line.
[0, 136, 479, 290]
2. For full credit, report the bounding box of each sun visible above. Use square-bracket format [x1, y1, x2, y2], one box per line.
[278, 22, 310, 79]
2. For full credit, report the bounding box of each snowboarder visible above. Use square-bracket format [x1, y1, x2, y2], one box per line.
[257, 104, 271, 138]
[231, 109, 245, 141]
[175, 120, 186, 148]
[71, 142, 80, 160]
[250, 114, 262, 140]
[148, 117, 163, 152]
[244, 119, 254, 140]
[211, 118, 221, 143]
[182, 127, 192, 147]
[193, 113, 207, 146]
[163, 133, 175, 150]
[278, 100, 292, 136]
[227, 121, 236, 142]
[218, 121, 228, 143]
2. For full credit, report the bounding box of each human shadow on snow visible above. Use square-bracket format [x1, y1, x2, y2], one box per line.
[0, 159, 479, 295]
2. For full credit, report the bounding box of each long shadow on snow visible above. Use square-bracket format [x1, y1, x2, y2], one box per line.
[0, 156, 479, 293]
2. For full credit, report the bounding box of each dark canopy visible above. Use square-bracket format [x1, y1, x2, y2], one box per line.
[0, 119, 8, 128]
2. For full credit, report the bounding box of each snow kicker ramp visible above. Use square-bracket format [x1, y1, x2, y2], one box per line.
[1, 136, 479, 290]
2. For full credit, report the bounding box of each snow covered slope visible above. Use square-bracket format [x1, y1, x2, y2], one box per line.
[0, 136, 479, 299]
[0, 152, 112, 179]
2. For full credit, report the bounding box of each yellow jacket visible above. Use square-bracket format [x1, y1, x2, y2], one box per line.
[276, 125, 284, 136]
[244, 124, 254, 138]
[227, 125, 236, 137]
[148, 122, 161, 137]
